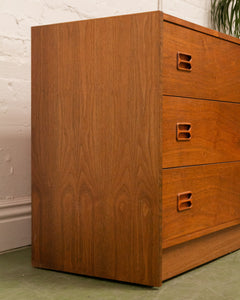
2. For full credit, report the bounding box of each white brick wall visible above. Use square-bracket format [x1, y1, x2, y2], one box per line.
[0, 0, 210, 250]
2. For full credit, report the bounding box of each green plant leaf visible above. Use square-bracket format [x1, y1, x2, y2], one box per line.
[211, 0, 240, 38]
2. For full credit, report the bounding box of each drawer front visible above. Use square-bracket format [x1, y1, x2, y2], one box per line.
[163, 21, 240, 102]
[162, 162, 240, 248]
[163, 96, 240, 168]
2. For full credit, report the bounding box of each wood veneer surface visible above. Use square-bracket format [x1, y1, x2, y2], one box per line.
[162, 162, 240, 248]
[163, 13, 240, 45]
[32, 11, 162, 287]
[31, 10, 240, 286]
[162, 225, 240, 281]
[163, 96, 240, 168]
[163, 22, 240, 102]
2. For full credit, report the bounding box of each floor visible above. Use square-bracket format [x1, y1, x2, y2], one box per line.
[1, 248, 240, 300]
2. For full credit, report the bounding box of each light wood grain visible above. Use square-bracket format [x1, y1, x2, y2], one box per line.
[163, 22, 240, 102]
[163, 96, 240, 168]
[32, 11, 240, 286]
[162, 162, 240, 248]
[163, 13, 240, 45]
[32, 11, 162, 286]
[162, 224, 240, 280]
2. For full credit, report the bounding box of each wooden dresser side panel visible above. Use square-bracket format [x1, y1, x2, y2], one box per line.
[31, 11, 162, 286]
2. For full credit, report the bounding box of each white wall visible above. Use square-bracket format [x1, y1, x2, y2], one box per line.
[0, 0, 210, 251]
[162, 0, 211, 27]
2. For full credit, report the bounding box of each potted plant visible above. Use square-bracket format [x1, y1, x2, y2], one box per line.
[211, 0, 240, 38]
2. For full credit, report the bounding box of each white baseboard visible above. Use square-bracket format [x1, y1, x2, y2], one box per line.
[0, 196, 31, 252]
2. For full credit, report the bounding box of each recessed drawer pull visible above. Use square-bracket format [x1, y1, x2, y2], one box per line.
[177, 52, 192, 71]
[177, 192, 193, 212]
[176, 123, 192, 141]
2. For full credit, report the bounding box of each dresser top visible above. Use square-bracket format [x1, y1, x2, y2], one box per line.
[163, 12, 240, 46]
[32, 10, 240, 46]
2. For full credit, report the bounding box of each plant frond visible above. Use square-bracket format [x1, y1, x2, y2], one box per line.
[211, 0, 240, 38]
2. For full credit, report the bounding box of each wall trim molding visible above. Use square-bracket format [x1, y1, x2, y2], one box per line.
[0, 196, 31, 252]
[0, 196, 31, 221]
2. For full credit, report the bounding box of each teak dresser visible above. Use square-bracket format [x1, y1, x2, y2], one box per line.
[32, 11, 240, 287]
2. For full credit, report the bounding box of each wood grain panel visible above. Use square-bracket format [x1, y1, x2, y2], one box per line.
[32, 11, 162, 286]
[163, 21, 240, 102]
[163, 96, 240, 168]
[162, 225, 240, 281]
[162, 162, 240, 248]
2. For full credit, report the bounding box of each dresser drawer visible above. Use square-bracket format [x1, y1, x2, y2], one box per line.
[162, 162, 240, 248]
[163, 96, 240, 168]
[163, 21, 240, 103]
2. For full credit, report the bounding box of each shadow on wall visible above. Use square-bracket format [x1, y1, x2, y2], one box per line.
[0, 126, 31, 200]
[0, 126, 31, 252]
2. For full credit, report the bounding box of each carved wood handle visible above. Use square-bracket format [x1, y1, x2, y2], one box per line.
[176, 123, 192, 141]
[177, 52, 192, 71]
[177, 192, 193, 212]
